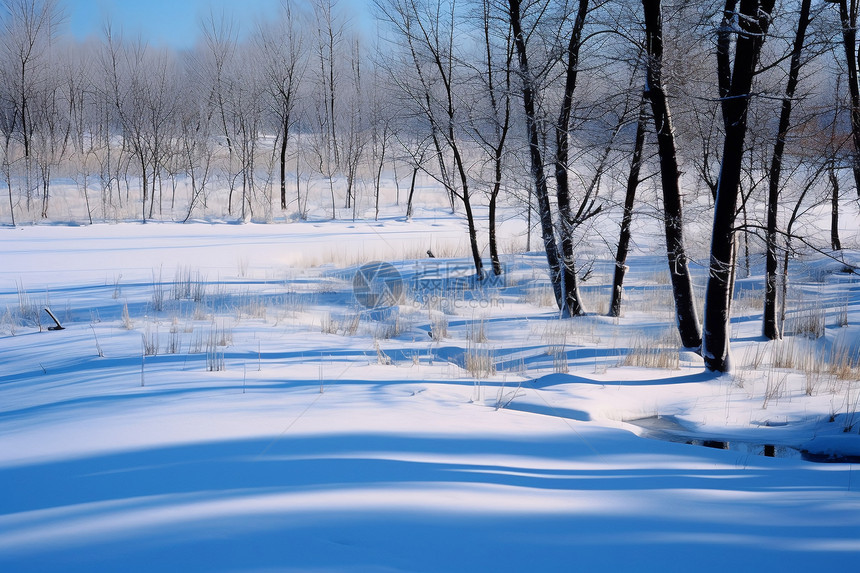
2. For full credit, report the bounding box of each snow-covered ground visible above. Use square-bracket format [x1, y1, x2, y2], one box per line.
[1, 209, 859, 572]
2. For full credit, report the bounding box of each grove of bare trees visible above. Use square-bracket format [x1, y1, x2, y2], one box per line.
[1, 0, 858, 372]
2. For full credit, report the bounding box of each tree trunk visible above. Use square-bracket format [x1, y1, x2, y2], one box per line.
[482, 0, 510, 278]
[610, 92, 648, 318]
[7, 177, 15, 227]
[764, 0, 811, 340]
[449, 143, 484, 280]
[509, 0, 565, 311]
[462, 195, 485, 282]
[703, 0, 775, 372]
[393, 160, 400, 206]
[488, 110, 509, 277]
[642, 0, 702, 349]
[553, 0, 590, 317]
[838, 0, 860, 197]
[406, 165, 418, 219]
[280, 117, 289, 210]
[141, 157, 148, 223]
[41, 174, 49, 219]
[329, 176, 336, 219]
[296, 149, 304, 219]
[374, 132, 386, 222]
[489, 185, 501, 276]
[830, 165, 843, 251]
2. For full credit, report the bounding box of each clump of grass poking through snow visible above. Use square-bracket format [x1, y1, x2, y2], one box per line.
[121, 303, 133, 330]
[204, 320, 231, 372]
[167, 317, 182, 354]
[826, 343, 860, 381]
[143, 322, 159, 356]
[467, 317, 487, 343]
[150, 268, 165, 312]
[0, 306, 15, 336]
[429, 312, 448, 341]
[785, 304, 826, 339]
[519, 284, 556, 307]
[172, 266, 207, 302]
[320, 311, 361, 336]
[549, 343, 569, 374]
[762, 371, 787, 409]
[374, 340, 392, 365]
[466, 344, 495, 379]
[622, 329, 680, 370]
[15, 282, 41, 329]
[770, 337, 799, 370]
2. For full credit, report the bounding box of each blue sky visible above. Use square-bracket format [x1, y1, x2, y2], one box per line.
[65, 0, 283, 50]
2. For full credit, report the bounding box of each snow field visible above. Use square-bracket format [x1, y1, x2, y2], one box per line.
[1, 214, 859, 572]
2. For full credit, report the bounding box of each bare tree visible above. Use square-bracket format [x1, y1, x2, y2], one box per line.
[832, 0, 860, 197]
[257, 0, 306, 213]
[0, 55, 18, 225]
[508, 0, 566, 310]
[198, 10, 239, 214]
[509, 0, 607, 316]
[367, 33, 394, 221]
[609, 91, 648, 318]
[1, 0, 61, 214]
[641, 0, 702, 349]
[65, 41, 100, 223]
[763, 0, 813, 340]
[179, 73, 215, 222]
[143, 48, 180, 219]
[310, 0, 344, 216]
[30, 46, 70, 218]
[470, 0, 513, 276]
[703, 0, 776, 372]
[376, 0, 486, 280]
[342, 35, 367, 216]
[102, 31, 153, 222]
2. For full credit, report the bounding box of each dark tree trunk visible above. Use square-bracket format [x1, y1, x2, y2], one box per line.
[406, 165, 418, 219]
[482, 0, 511, 278]
[764, 0, 811, 340]
[552, 0, 590, 317]
[462, 196, 485, 282]
[450, 146, 484, 280]
[610, 92, 648, 318]
[716, 0, 738, 129]
[838, 0, 860, 197]
[140, 157, 148, 223]
[703, 0, 775, 372]
[509, 0, 565, 311]
[830, 165, 843, 251]
[489, 189, 501, 276]
[7, 179, 14, 227]
[374, 131, 386, 222]
[641, 0, 702, 349]
[280, 117, 289, 210]
[41, 175, 49, 219]
[296, 150, 304, 219]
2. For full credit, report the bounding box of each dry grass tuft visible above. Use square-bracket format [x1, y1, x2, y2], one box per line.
[622, 329, 681, 370]
[466, 344, 496, 379]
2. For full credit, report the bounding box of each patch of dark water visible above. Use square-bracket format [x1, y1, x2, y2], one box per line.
[627, 415, 858, 463]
